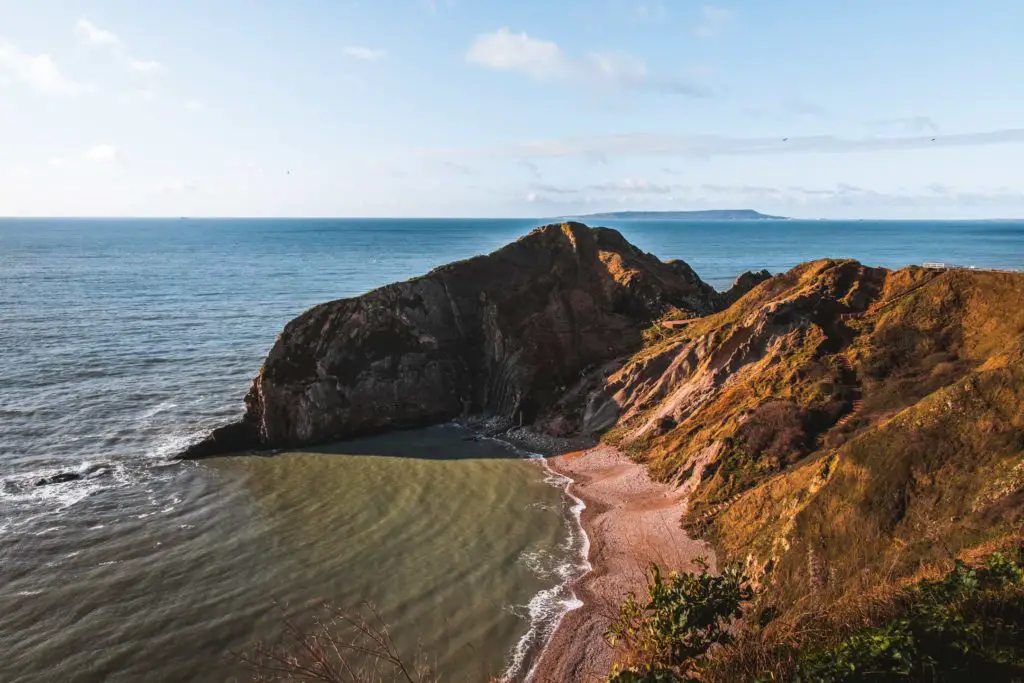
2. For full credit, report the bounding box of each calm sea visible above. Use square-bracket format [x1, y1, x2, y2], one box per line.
[1, 217, 1023, 681]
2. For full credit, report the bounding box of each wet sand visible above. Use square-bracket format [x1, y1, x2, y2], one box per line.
[529, 445, 714, 683]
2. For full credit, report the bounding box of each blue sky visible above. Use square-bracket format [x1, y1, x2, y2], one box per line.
[2, 0, 1024, 218]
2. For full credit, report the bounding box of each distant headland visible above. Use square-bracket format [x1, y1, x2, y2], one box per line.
[562, 209, 788, 221]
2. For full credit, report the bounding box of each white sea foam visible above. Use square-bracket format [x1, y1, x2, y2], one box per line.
[0, 454, 173, 535]
[147, 427, 207, 462]
[137, 401, 179, 422]
[476, 428, 592, 683]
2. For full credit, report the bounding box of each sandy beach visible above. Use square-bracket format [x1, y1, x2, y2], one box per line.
[529, 445, 714, 683]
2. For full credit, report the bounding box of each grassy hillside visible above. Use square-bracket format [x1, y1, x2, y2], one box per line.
[574, 262, 1024, 680]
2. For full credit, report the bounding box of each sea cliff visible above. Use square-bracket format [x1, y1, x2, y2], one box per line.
[181, 222, 722, 458]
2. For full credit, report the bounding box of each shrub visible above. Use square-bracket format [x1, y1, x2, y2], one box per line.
[235, 602, 437, 683]
[793, 551, 1024, 682]
[606, 559, 754, 682]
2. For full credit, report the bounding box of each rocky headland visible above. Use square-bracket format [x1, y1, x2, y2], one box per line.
[181, 222, 724, 458]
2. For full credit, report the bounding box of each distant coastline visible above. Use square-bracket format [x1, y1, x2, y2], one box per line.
[561, 209, 788, 221]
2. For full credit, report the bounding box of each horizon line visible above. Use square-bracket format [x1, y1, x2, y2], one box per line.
[2, 215, 1024, 222]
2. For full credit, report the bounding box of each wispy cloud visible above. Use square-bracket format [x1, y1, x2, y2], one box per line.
[426, 128, 1024, 161]
[75, 19, 120, 47]
[184, 99, 205, 112]
[344, 45, 387, 62]
[466, 28, 711, 97]
[76, 18, 162, 74]
[695, 5, 734, 39]
[83, 144, 118, 162]
[52, 144, 119, 167]
[530, 182, 580, 195]
[518, 158, 542, 180]
[0, 41, 94, 95]
[126, 58, 161, 73]
[588, 178, 676, 194]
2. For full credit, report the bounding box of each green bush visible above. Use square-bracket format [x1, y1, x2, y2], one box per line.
[794, 551, 1024, 682]
[606, 559, 753, 682]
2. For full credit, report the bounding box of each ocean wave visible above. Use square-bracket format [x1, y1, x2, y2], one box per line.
[480, 430, 592, 683]
[137, 400, 179, 422]
[0, 442, 189, 534]
[503, 582, 585, 682]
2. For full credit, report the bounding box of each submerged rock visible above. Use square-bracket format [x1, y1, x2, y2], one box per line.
[33, 463, 112, 487]
[180, 222, 722, 459]
[35, 472, 82, 486]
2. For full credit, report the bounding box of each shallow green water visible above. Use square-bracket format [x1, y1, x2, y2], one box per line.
[1, 426, 583, 682]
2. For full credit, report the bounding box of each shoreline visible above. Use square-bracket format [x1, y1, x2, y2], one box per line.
[527, 445, 715, 683]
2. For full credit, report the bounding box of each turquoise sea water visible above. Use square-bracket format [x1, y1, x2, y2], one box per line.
[1, 217, 1022, 681]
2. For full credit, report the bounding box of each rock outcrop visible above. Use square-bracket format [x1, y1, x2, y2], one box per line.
[722, 268, 773, 305]
[180, 222, 722, 458]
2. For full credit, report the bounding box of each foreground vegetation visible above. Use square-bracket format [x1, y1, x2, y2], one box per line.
[605, 551, 1024, 682]
[237, 603, 437, 683]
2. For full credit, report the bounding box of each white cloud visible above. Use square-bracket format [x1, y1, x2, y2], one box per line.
[76, 19, 120, 47]
[467, 28, 569, 80]
[127, 58, 161, 73]
[0, 42, 94, 95]
[466, 28, 710, 96]
[76, 18, 162, 74]
[83, 144, 118, 162]
[184, 99, 205, 111]
[343, 45, 387, 62]
[53, 145, 119, 168]
[696, 5, 734, 38]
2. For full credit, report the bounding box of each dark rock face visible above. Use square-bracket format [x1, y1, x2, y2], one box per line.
[180, 222, 722, 458]
[723, 269, 773, 305]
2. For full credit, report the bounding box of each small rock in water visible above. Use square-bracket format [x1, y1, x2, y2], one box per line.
[35, 472, 82, 487]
